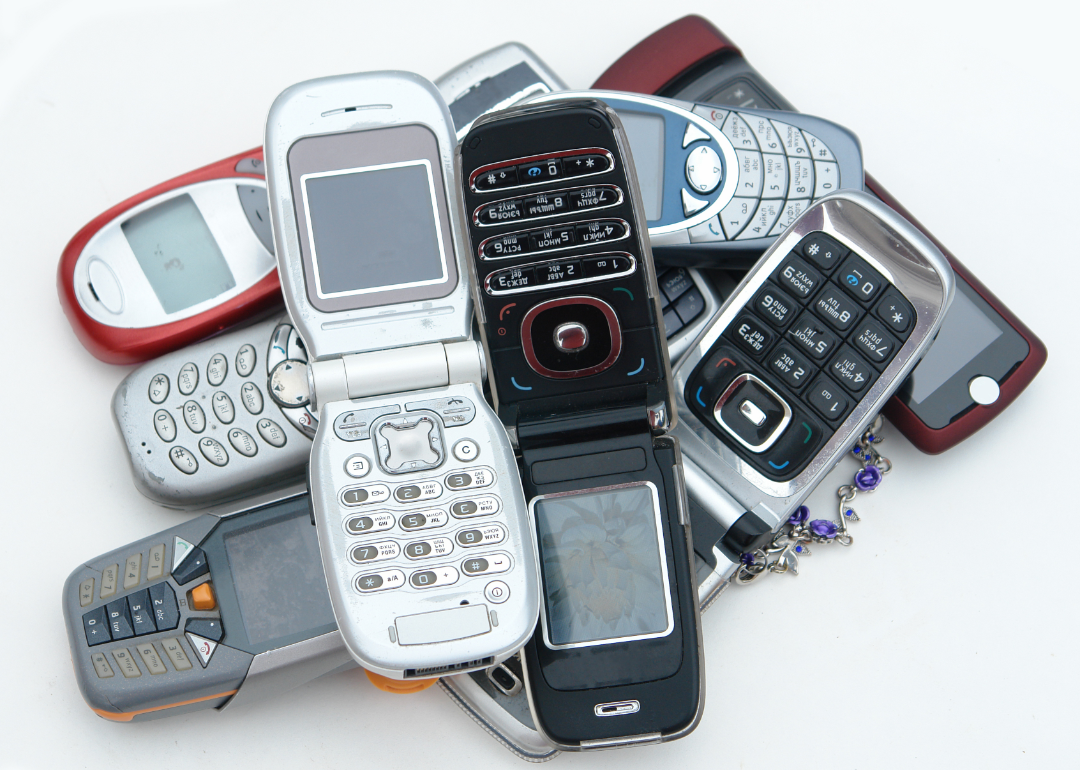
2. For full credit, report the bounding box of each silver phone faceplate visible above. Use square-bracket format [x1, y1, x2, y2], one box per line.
[265, 71, 472, 363]
[672, 190, 954, 529]
[310, 382, 540, 679]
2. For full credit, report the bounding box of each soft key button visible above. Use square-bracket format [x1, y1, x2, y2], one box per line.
[394, 479, 443, 504]
[333, 405, 400, 441]
[211, 392, 235, 424]
[682, 121, 711, 148]
[462, 552, 511, 576]
[456, 524, 507, 548]
[343, 454, 371, 478]
[227, 428, 257, 458]
[445, 466, 496, 491]
[403, 537, 454, 560]
[182, 401, 206, 433]
[374, 412, 445, 474]
[349, 541, 400, 565]
[405, 396, 475, 427]
[206, 354, 228, 386]
[198, 438, 229, 467]
[344, 512, 395, 536]
[399, 509, 448, 531]
[340, 483, 391, 507]
[153, 410, 177, 442]
[178, 363, 198, 395]
[450, 496, 501, 518]
[355, 569, 405, 593]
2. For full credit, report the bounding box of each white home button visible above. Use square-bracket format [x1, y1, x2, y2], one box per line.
[968, 376, 1000, 406]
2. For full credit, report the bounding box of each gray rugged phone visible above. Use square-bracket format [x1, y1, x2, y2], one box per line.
[62, 486, 354, 722]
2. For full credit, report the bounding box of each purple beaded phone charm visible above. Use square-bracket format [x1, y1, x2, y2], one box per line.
[735, 416, 892, 584]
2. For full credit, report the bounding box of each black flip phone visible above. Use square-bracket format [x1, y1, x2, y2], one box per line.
[456, 99, 702, 750]
[593, 15, 1047, 454]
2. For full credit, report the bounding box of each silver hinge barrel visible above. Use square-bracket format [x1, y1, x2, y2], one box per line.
[309, 342, 485, 411]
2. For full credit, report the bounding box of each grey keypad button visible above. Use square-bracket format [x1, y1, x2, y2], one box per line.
[107, 597, 134, 640]
[227, 428, 257, 458]
[462, 557, 489, 575]
[123, 553, 142, 590]
[721, 112, 758, 150]
[761, 154, 787, 199]
[450, 496, 501, 518]
[453, 439, 480, 462]
[404, 537, 453, 560]
[814, 161, 840, 198]
[100, 564, 118, 599]
[344, 512, 395, 535]
[256, 418, 287, 448]
[736, 199, 782, 241]
[198, 437, 229, 467]
[160, 638, 192, 671]
[340, 483, 391, 507]
[82, 606, 110, 646]
[240, 382, 264, 415]
[770, 200, 810, 237]
[153, 409, 176, 442]
[134, 642, 167, 675]
[177, 363, 198, 396]
[405, 396, 475, 427]
[787, 157, 813, 199]
[235, 344, 257, 377]
[111, 649, 141, 678]
[147, 544, 165, 580]
[456, 524, 507, 548]
[355, 569, 405, 593]
[739, 112, 784, 154]
[148, 374, 169, 404]
[211, 391, 235, 424]
[462, 552, 511, 576]
[349, 541, 400, 564]
[394, 479, 443, 503]
[268, 360, 310, 408]
[399, 509, 448, 531]
[149, 582, 179, 630]
[169, 446, 198, 475]
[719, 197, 756, 239]
[182, 400, 206, 433]
[90, 652, 114, 678]
[79, 578, 95, 607]
[409, 566, 459, 589]
[801, 129, 836, 162]
[772, 119, 809, 157]
[733, 149, 763, 197]
[206, 354, 228, 386]
[343, 454, 371, 478]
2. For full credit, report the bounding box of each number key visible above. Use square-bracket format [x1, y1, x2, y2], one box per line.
[767, 344, 816, 394]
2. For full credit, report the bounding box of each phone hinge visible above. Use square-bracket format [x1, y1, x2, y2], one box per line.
[308, 341, 483, 410]
[516, 405, 649, 449]
[579, 732, 662, 750]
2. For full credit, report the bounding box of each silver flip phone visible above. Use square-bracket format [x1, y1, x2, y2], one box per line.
[674, 190, 954, 556]
[264, 71, 539, 681]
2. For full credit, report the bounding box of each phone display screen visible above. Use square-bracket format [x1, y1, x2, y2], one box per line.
[223, 508, 336, 647]
[533, 483, 673, 649]
[121, 194, 237, 314]
[907, 286, 1003, 404]
[618, 111, 665, 220]
[301, 160, 448, 299]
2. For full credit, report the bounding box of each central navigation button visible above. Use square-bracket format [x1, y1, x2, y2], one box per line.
[554, 322, 588, 352]
[713, 374, 792, 452]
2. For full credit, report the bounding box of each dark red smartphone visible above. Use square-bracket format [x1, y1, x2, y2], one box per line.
[594, 16, 1046, 454]
[57, 149, 280, 365]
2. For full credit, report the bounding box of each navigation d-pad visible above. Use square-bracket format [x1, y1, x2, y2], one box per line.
[521, 296, 622, 379]
[713, 374, 791, 452]
[373, 411, 445, 474]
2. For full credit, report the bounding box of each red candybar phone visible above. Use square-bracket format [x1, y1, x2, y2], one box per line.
[595, 16, 1046, 454]
[57, 150, 279, 365]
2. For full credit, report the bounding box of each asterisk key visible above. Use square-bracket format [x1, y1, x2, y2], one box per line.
[892, 312, 903, 323]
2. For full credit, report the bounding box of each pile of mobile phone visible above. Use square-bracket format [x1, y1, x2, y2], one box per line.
[57, 19, 1043, 761]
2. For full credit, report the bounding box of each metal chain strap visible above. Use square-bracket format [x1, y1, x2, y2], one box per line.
[734, 416, 891, 585]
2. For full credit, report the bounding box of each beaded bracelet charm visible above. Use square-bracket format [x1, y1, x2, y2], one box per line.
[735, 416, 890, 585]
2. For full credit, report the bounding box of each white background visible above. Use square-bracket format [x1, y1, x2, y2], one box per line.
[0, 1, 1074, 768]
